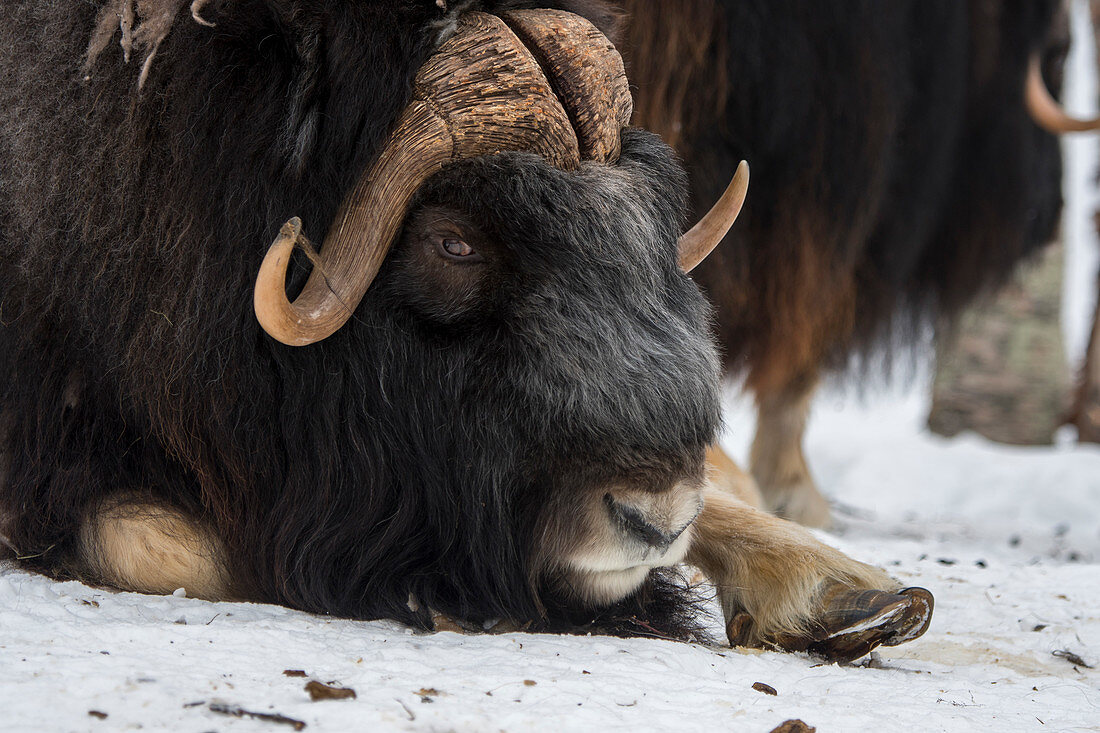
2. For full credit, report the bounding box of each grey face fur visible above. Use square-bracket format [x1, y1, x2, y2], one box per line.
[390, 128, 722, 605]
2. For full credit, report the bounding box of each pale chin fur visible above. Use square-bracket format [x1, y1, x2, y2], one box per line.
[564, 526, 695, 606]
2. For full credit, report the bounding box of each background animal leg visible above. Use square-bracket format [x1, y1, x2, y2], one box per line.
[78, 494, 230, 600]
[686, 486, 932, 662]
[749, 371, 831, 527]
[1070, 265, 1100, 442]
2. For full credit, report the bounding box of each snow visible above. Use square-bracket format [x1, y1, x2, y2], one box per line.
[3, 377, 1099, 733]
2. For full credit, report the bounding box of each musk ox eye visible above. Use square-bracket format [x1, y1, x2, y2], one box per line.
[439, 237, 479, 260]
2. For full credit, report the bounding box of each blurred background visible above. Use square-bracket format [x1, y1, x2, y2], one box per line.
[928, 0, 1100, 447]
[712, 0, 1100, 561]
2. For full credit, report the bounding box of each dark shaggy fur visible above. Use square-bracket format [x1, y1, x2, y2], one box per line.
[0, 0, 719, 638]
[623, 0, 1065, 392]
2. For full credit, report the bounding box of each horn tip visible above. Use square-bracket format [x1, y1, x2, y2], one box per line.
[281, 217, 303, 238]
[734, 160, 750, 192]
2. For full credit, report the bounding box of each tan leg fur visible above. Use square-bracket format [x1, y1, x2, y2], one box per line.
[78, 495, 230, 599]
[750, 372, 832, 527]
[706, 444, 764, 508]
[686, 485, 894, 646]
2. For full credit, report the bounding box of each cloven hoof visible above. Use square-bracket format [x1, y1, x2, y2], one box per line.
[730, 585, 934, 663]
[796, 585, 934, 663]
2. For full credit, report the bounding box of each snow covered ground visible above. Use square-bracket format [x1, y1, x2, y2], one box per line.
[3, 378, 1099, 733]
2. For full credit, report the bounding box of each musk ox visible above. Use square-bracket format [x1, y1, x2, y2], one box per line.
[0, 0, 932, 661]
[622, 0, 1087, 527]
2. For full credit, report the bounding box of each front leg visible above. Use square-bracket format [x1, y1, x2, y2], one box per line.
[686, 486, 932, 662]
[706, 444, 764, 508]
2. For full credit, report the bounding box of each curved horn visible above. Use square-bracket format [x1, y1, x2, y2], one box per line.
[503, 9, 633, 162]
[678, 160, 749, 272]
[254, 102, 456, 346]
[1026, 52, 1100, 134]
[255, 12, 614, 346]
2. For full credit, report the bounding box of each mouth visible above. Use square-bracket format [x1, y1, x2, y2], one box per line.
[565, 534, 694, 605]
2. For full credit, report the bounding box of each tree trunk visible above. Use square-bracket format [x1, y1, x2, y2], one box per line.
[928, 240, 1071, 445]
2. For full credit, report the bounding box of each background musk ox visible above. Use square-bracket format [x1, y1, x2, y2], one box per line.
[623, 0, 1075, 527]
[0, 0, 933, 661]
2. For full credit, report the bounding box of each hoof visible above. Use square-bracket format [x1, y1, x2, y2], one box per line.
[763, 481, 833, 529]
[883, 587, 934, 646]
[773, 585, 934, 663]
[726, 611, 755, 647]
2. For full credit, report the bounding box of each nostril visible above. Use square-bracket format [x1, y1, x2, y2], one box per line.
[665, 521, 689, 545]
[605, 495, 678, 550]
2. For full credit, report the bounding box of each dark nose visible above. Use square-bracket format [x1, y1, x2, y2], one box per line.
[604, 495, 687, 551]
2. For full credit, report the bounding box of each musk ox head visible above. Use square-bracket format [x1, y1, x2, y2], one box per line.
[2, 0, 742, 635]
[247, 8, 746, 628]
[362, 128, 723, 623]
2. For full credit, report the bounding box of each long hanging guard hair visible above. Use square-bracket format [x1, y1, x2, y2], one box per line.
[84, 0, 218, 88]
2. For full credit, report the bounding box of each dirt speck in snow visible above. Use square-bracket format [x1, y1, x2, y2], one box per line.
[305, 680, 356, 701]
[769, 720, 815, 733]
[208, 703, 306, 730]
[1052, 649, 1093, 669]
